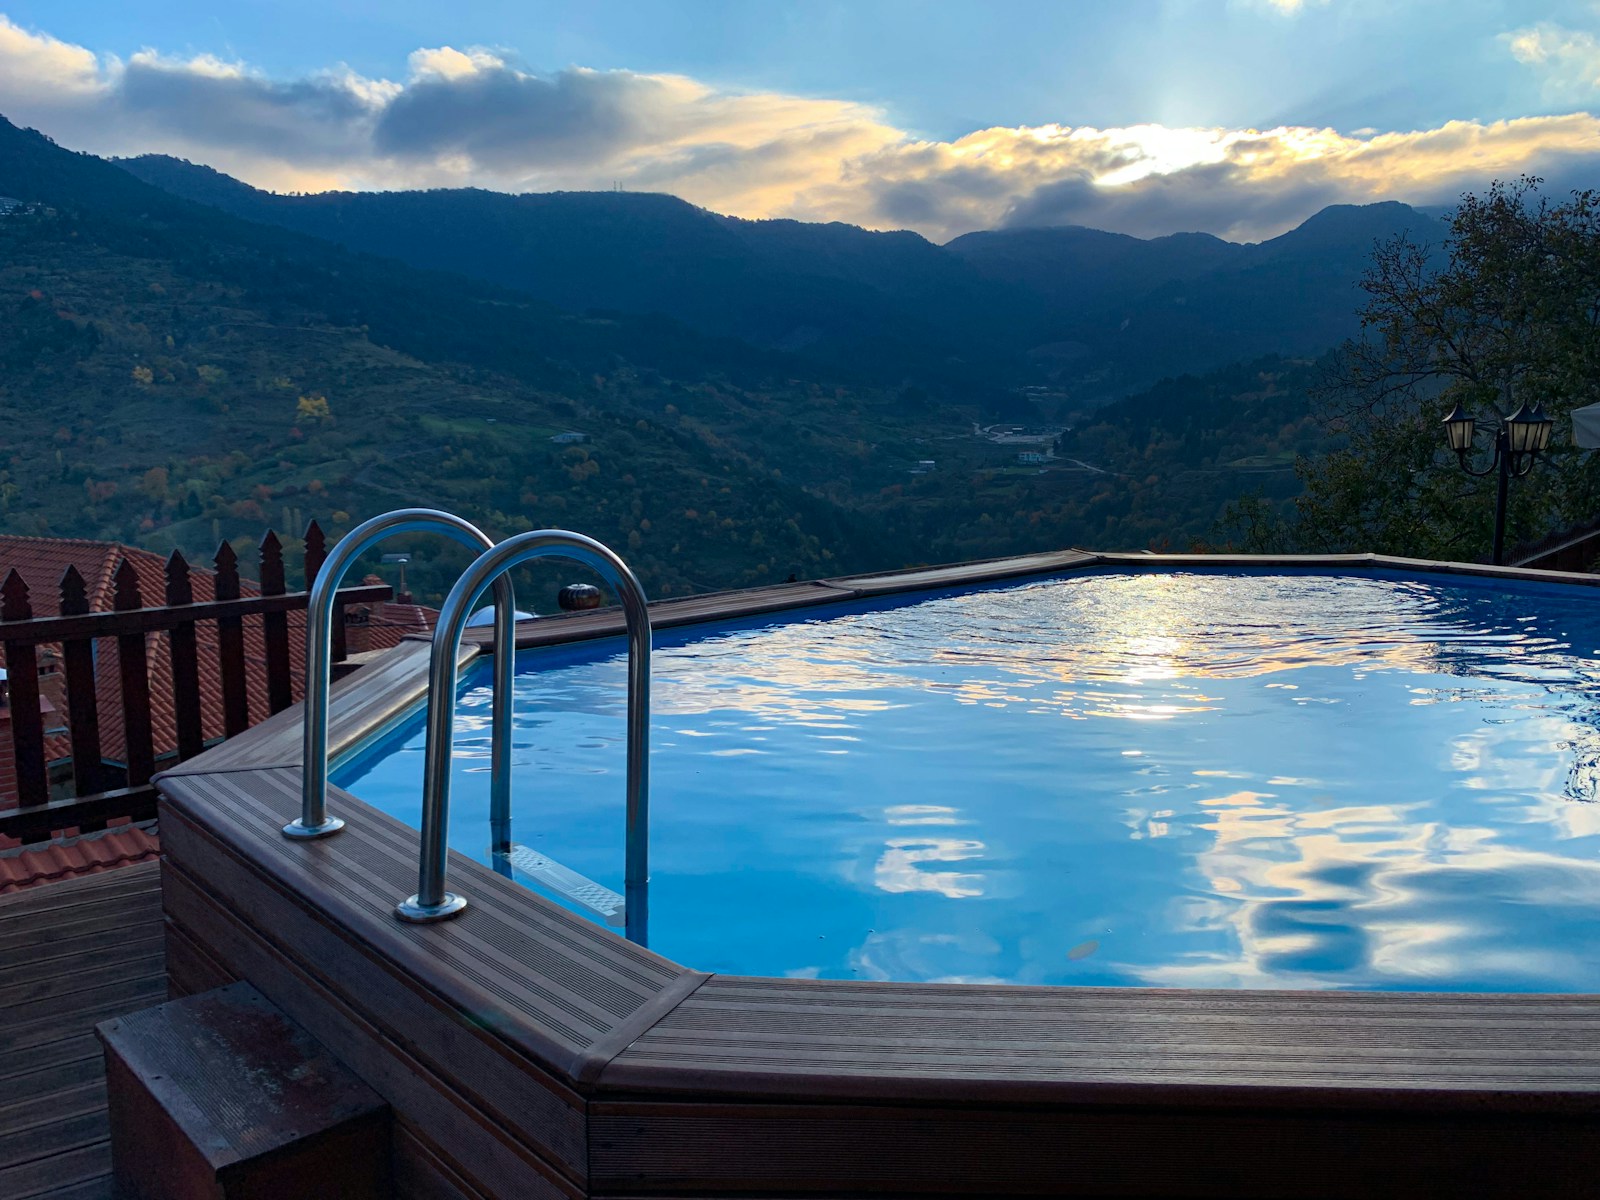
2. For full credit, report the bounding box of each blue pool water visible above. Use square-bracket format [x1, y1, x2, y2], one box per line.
[334, 568, 1600, 991]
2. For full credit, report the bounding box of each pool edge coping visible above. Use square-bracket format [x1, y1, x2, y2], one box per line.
[154, 548, 1600, 1116]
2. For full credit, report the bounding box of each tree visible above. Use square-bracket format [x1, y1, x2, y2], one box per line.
[1294, 178, 1600, 560]
[138, 465, 169, 502]
[295, 393, 333, 426]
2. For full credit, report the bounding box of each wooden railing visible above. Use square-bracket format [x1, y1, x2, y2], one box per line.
[1510, 516, 1600, 573]
[0, 522, 390, 843]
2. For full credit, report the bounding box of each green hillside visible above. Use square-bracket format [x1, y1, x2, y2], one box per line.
[0, 118, 932, 600]
[1, 117, 1347, 601]
[121, 153, 1442, 400]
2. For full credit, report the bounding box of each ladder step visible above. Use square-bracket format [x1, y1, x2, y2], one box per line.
[501, 845, 625, 926]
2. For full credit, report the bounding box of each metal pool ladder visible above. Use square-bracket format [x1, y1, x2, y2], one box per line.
[395, 530, 653, 947]
[288, 508, 517, 840]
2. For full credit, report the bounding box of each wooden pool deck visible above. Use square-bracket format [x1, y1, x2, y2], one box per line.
[11, 551, 1600, 1197]
[0, 862, 164, 1200]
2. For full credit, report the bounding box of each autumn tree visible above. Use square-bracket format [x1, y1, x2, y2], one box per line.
[1294, 178, 1600, 560]
[295, 393, 333, 426]
[138, 466, 169, 502]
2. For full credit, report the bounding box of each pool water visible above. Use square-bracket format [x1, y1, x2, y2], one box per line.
[334, 569, 1600, 991]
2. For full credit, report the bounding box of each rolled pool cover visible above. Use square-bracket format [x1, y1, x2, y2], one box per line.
[1571, 400, 1600, 448]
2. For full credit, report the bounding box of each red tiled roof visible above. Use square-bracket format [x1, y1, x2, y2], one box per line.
[345, 585, 437, 655]
[0, 536, 128, 614]
[0, 823, 161, 894]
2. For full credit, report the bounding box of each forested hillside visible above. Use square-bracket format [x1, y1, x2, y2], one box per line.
[117, 155, 1027, 385]
[2, 117, 1353, 600]
[0, 118, 925, 599]
[121, 153, 1443, 400]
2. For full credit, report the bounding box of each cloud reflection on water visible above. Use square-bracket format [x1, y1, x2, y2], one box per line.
[347, 569, 1600, 989]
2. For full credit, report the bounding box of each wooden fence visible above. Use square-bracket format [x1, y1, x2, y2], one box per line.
[0, 522, 390, 843]
[1509, 516, 1600, 573]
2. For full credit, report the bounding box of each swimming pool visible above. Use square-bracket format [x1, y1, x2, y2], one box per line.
[333, 567, 1600, 992]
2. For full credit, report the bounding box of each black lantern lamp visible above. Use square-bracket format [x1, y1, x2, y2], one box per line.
[1504, 402, 1541, 455]
[1526, 403, 1554, 454]
[1443, 397, 1553, 565]
[1442, 402, 1476, 455]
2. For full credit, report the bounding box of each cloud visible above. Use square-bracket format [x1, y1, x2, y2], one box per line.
[1, 14, 1597, 244]
[374, 56, 690, 168]
[792, 116, 1600, 242]
[1505, 22, 1600, 101]
[0, 14, 101, 100]
[118, 51, 391, 164]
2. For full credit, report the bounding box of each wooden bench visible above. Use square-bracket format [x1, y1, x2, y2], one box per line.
[96, 981, 390, 1199]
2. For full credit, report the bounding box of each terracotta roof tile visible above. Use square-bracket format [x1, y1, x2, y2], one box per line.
[0, 823, 161, 893]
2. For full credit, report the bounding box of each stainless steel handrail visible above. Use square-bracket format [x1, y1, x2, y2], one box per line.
[396, 530, 652, 947]
[286, 509, 516, 841]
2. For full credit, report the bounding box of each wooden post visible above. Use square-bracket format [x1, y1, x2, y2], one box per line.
[213, 542, 249, 737]
[1, 570, 48, 808]
[59, 565, 107, 795]
[304, 520, 347, 664]
[165, 552, 205, 762]
[260, 531, 293, 714]
[113, 560, 156, 789]
[302, 519, 326, 591]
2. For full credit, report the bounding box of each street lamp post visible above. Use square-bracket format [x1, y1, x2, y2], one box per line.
[1442, 400, 1554, 565]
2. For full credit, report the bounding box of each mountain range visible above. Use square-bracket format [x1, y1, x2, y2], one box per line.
[0, 112, 1442, 596]
[119, 154, 1448, 397]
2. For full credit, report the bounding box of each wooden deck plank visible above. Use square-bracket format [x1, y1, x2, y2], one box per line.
[1, 1036, 112, 1091]
[32, 1178, 114, 1200]
[0, 869, 161, 919]
[0, 1099, 110, 1169]
[0, 863, 163, 1200]
[159, 638, 469, 776]
[0, 927, 165, 979]
[0, 946, 167, 1005]
[0, 1059, 108, 1107]
[31, 1178, 114, 1200]
[0, 984, 169, 1059]
[602, 975, 1600, 1110]
[836, 548, 1101, 593]
[0, 1140, 111, 1200]
[0, 903, 163, 955]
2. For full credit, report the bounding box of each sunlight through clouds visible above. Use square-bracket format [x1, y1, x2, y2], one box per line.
[1238, 0, 1331, 14]
[1, 13, 1597, 243]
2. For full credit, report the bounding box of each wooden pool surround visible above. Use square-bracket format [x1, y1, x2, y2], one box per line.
[155, 551, 1600, 1199]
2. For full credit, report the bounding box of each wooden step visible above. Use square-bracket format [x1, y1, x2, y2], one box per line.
[96, 982, 390, 1199]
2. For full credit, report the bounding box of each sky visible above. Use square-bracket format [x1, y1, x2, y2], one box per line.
[1, 1, 1597, 243]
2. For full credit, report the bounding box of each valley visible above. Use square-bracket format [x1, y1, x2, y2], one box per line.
[1, 114, 1408, 603]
